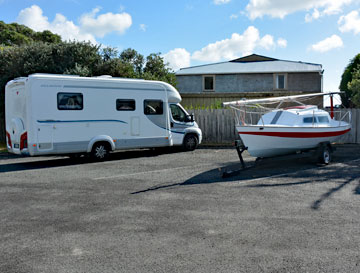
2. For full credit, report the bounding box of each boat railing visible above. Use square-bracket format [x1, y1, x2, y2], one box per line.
[231, 106, 352, 127]
[230, 106, 268, 126]
[327, 109, 352, 126]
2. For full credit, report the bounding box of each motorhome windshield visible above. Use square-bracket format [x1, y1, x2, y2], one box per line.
[170, 104, 186, 122]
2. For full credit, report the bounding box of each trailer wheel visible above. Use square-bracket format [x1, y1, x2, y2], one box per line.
[183, 134, 198, 151]
[318, 145, 331, 165]
[91, 142, 110, 161]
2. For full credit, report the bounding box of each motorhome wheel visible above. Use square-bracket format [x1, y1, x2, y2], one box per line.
[91, 142, 110, 160]
[183, 134, 198, 151]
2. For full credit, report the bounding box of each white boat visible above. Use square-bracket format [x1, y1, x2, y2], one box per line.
[223, 92, 351, 160]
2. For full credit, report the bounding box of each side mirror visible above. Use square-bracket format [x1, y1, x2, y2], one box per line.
[185, 114, 194, 123]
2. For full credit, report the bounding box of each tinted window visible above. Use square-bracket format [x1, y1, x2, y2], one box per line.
[277, 75, 285, 89]
[303, 117, 316, 123]
[317, 116, 329, 123]
[144, 100, 163, 115]
[116, 99, 135, 111]
[204, 76, 214, 91]
[170, 104, 186, 122]
[57, 93, 83, 110]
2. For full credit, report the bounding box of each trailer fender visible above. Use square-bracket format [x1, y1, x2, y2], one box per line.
[87, 135, 115, 153]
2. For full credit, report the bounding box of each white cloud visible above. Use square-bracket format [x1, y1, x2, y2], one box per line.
[259, 34, 275, 50]
[230, 14, 238, 20]
[139, 24, 147, 32]
[246, 0, 354, 20]
[191, 26, 282, 62]
[213, 0, 231, 5]
[163, 48, 191, 71]
[310, 35, 343, 53]
[277, 38, 287, 48]
[16, 5, 132, 44]
[338, 10, 360, 34]
[80, 8, 132, 38]
[305, 9, 320, 22]
[17, 5, 50, 31]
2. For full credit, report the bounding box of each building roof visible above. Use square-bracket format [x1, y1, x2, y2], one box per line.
[176, 54, 322, 76]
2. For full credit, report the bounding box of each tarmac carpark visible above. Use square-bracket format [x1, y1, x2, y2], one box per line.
[0, 144, 360, 273]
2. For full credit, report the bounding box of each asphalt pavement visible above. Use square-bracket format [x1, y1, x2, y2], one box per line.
[0, 145, 360, 273]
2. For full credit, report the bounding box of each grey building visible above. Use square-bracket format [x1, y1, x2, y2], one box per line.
[175, 54, 323, 94]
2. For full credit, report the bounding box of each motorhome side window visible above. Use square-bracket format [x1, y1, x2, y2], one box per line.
[57, 93, 83, 110]
[144, 100, 163, 115]
[116, 99, 135, 111]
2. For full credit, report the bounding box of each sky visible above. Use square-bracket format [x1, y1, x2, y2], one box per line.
[1, 0, 360, 103]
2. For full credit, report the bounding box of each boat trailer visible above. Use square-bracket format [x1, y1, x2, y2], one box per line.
[222, 140, 335, 178]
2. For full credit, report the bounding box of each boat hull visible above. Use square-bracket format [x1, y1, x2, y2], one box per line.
[237, 125, 351, 158]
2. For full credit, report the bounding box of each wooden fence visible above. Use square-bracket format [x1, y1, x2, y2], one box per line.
[193, 109, 360, 145]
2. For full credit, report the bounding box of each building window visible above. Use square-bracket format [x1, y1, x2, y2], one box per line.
[203, 75, 215, 92]
[57, 92, 83, 110]
[116, 99, 135, 111]
[274, 74, 287, 90]
[144, 100, 163, 115]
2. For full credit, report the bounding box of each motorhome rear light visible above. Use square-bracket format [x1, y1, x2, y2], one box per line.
[20, 132, 28, 150]
[6, 131, 12, 148]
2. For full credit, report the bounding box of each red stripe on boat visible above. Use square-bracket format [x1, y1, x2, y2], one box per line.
[239, 128, 351, 138]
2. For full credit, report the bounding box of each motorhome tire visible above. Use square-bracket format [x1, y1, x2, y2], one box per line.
[318, 145, 331, 165]
[91, 142, 110, 161]
[183, 134, 198, 151]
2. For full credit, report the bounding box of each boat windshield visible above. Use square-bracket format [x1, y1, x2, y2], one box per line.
[317, 116, 329, 123]
[303, 116, 329, 124]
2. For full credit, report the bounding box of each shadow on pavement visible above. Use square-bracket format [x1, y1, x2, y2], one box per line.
[0, 148, 180, 174]
[132, 154, 360, 210]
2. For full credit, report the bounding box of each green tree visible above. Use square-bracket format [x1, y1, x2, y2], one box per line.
[339, 53, 360, 107]
[347, 65, 360, 107]
[144, 53, 176, 86]
[120, 48, 144, 76]
[0, 21, 61, 46]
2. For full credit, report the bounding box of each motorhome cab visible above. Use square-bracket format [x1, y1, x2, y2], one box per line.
[5, 74, 202, 160]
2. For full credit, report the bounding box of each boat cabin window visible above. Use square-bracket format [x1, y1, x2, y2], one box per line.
[303, 117, 316, 124]
[317, 116, 330, 123]
[170, 104, 186, 122]
[144, 100, 163, 115]
[57, 92, 83, 110]
[116, 99, 135, 111]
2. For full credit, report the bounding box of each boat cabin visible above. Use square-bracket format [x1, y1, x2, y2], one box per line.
[258, 106, 332, 127]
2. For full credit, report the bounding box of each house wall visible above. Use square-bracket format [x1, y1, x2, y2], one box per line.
[176, 75, 203, 93]
[216, 74, 273, 92]
[287, 73, 322, 92]
[176, 72, 322, 93]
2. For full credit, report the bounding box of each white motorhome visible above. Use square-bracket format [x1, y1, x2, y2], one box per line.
[5, 74, 202, 160]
